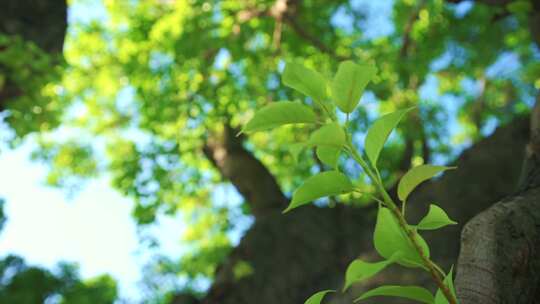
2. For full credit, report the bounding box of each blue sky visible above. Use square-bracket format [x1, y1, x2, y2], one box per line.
[0, 138, 189, 300]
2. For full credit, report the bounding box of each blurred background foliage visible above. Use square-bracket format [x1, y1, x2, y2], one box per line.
[0, 0, 539, 302]
[0, 201, 118, 303]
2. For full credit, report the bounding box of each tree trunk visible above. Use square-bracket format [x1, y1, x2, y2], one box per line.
[455, 95, 540, 303]
[200, 116, 529, 304]
[449, 1, 540, 302]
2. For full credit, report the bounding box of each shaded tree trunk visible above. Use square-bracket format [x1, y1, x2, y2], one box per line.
[455, 95, 540, 303]
[448, 1, 540, 302]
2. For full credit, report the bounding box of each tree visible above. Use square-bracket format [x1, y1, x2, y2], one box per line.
[0, 0, 539, 303]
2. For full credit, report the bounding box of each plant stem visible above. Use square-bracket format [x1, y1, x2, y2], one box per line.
[347, 144, 458, 304]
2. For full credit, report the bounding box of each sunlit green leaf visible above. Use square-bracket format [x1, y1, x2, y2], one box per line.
[374, 207, 429, 268]
[365, 108, 413, 166]
[417, 204, 457, 230]
[304, 290, 334, 304]
[343, 252, 402, 291]
[398, 165, 455, 202]
[331, 61, 376, 113]
[434, 267, 457, 304]
[354, 285, 434, 303]
[308, 123, 346, 148]
[316, 146, 340, 168]
[284, 171, 354, 213]
[283, 62, 327, 102]
[242, 101, 317, 133]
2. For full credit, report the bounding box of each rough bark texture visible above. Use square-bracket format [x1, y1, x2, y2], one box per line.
[199, 116, 529, 304]
[0, 0, 68, 111]
[451, 1, 540, 302]
[455, 94, 540, 303]
[456, 188, 540, 303]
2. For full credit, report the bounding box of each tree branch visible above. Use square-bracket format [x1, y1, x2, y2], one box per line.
[282, 14, 346, 60]
[400, 0, 427, 58]
[202, 125, 287, 218]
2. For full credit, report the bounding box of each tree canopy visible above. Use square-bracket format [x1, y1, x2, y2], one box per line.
[0, 0, 539, 302]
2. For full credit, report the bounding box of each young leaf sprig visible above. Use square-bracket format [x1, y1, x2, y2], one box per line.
[242, 60, 459, 304]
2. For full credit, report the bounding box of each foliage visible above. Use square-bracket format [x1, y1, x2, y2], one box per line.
[244, 60, 458, 302]
[0, 34, 65, 140]
[0, 256, 118, 304]
[0, 0, 538, 299]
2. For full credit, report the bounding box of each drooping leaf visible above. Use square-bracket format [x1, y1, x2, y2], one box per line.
[316, 146, 340, 168]
[283, 62, 327, 102]
[284, 171, 354, 213]
[304, 290, 335, 304]
[308, 123, 346, 148]
[417, 204, 457, 230]
[354, 285, 434, 304]
[398, 165, 456, 202]
[434, 267, 457, 304]
[242, 101, 317, 133]
[331, 61, 377, 113]
[343, 252, 402, 291]
[374, 207, 429, 268]
[365, 108, 413, 166]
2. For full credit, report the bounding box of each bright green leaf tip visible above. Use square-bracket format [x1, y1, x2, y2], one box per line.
[365, 107, 415, 167]
[398, 165, 457, 202]
[354, 285, 434, 303]
[242, 101, 318, 134]
[342, 251, 402, 292]
[283, 171, 354, 213]
[331, 61, 377, 113]
[283, 61, 328, 103]
[304, 290, 335, 304]
[417, 204, 458, 230]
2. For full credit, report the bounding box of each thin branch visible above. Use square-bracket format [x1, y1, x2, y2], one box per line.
[400, 0, 427, 58]
[282, 14, 348, 60]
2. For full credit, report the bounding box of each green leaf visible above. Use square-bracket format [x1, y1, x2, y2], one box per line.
[242, 101, 317, 133]
[365, 108, 413, 166]
[331, 61, 377, 113]
[316, 146, 340, 168]
[417, 204, 457, 230]
[304, 290, 334, 304]
[343, 252, 402, 291]
[284, 171, 354, 213]
[308, 123, 346, 148]
[434, 267, 457, 304]
[398, 165, 455, 202]
[289, 143, 305, 163]
[283, 62, 327, 102]
[374, 207, 429, 268]
[354, 285, 434, 303]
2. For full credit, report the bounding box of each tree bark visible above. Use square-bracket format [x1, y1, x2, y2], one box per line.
[446, 1, 540, 302]
[455, 94, 540, 303]
[199, 115, 529, 304]
[202, 125, 288, 219]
